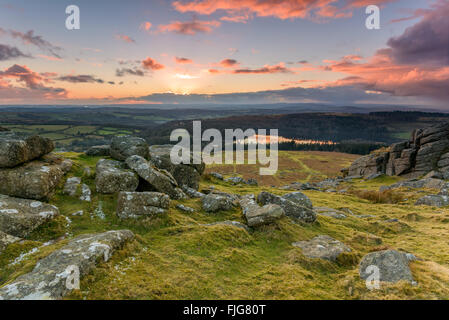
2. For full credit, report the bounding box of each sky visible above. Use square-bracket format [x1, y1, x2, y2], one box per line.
[0, 0, 448, 107]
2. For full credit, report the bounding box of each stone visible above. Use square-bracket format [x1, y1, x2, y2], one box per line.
[149, 145, 205, 190]
[415, 194, 449, 207]
[0, 230, 21, 253]
[63, 177, 81, 197]
[79, 184, 91, 202]
[314, 207, 347, 219]
[110, 135, 149, 161]
[282, 191, 313, 209]
[117, 192, 170, 219]
[176, 204, 195, 213]
[292, 235, 351, 262]
[0, 132, 54, 168]
[423, 170, 443, 180]
[239, 194, 284, 227]
[71, 210, 84, 216]
[95, 159, 139, 194]
[224, 176, 245, 185]
[380, 178, 446, 192]
[125, 155, 185, 199]
[359, 250, 415, 283]
[202, 193, 233, 213]
[257, 192, 316, 223]
[0, 157, 66, 201]
[210, 172, 223, 180]
[0, 195, 59, 238]
[245, 178, 258, 186]
[182, 186, 205, 198]
[348, 151, 389, 178]
[85, 145, 110, 157]
[0, 230, 134, 300]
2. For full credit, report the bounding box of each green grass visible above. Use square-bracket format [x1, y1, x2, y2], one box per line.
[2, 151, 449, 300]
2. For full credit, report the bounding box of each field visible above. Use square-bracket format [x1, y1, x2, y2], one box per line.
[1, 151, 449, 300]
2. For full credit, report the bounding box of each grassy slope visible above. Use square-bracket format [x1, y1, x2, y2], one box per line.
[1, 152, 449, 300]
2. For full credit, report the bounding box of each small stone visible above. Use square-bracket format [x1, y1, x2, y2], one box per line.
[292, 235, 351, 262]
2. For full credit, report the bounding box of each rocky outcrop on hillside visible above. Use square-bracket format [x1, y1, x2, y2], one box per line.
[346, 122, 449, 178]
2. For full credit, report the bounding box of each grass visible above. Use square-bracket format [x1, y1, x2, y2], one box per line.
[2, 151, 449, 299]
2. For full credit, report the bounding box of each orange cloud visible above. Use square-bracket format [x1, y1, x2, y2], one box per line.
[158, 19, 221, 35]
[140, 21, 152, 31]
[173, 0, 396, 21]
[142, 57, 165, 70]
[220, 59, 239, 67]
[175, 57, 193, 64]
[115, 34, 136, 43]
[233, 63, 293, 74]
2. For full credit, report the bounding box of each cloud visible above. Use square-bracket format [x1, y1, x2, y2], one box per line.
[232, 63, 293, 74]
[175, 57, 193, 64]
[57, 75, 106, 84]
[37, 54, 62, 61]
[140, 21, 152, 31]
[0, 44, 30, 61]
[386, 0, 449, 66]
[142, 57, 165, 70]
[115, 34, 136, 43]
[0, 28, 62, 58]
[0, 64, 67, 99]
[172, 0, 396, 21]
[220, 59, 239, 67]
[158, 19, 221, 35]
[116, 68, 145, 77]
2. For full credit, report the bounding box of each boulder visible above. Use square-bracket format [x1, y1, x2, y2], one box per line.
[117, 192, 170, 219]
[314, 207, 347, 219]
[0, 157, 66, 201]
[125, 155, 185, 200]
[79, 184, 91, 202]
[0, 132, 54, 168]
[203, 220, 249, 231]
[63, 177, 82, 197]
[282, 191, 313, 209]
[182, 186, 205, 198]
[0, 230, 21, 254]
[224, 176, 245, 185]
[210, 172, 223, 180]
[245, 178, 258, 186]
[257, 192, 316, 223]
[110, 135, 149, 161]
[95, 159, 139, 194]
[415, 194, 449, 207]
[380, 177, 445, 192]
[0, 230, 134, 300]
[149, 145, 205, 190]
[202, 193, 233, 212]
[292, 235, 351, 262]
[0, 195, 59, 238]
[239, 194, 284, 227]
[348, 152, 389, 178]
[359, 249, 416, 284]
[176, 204, 195, 213]
[85, 145, 110, 157]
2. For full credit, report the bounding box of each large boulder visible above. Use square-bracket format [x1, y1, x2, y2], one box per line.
[380, 178, 445, 192]
[202, 193, 233, 212]
[0, 195, 59, 238]
[282, 191, 313, 209]
[125, 155, 185, 199]
[149, 145, 205, 190]
[0, 132, 54, 168]
[348, 151, 389, 178]
[292, 235, 351, 262]
[239, 194, 284, 227]
[95, 159, 139, 194]
[0, 230, 134, 300]
[257, 192, 316, 223]
[415, 194, 449, 207]
[117, 192, 170, 219]
[110, 135, 149, 161]
[0, 155, 66, 200]
[359, 250, 416, 284]
[85, 145, 110, 157]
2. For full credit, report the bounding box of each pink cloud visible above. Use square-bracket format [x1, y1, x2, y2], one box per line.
[142, 57, 165, 70]
[158, 19, 221, 35]
[174, 57, 194, 64]
[115, 34, 136, 43]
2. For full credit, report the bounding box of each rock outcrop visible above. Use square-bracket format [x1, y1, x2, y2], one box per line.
[149, 145, 205, 190]
[0, 156, 67, 200]
[0, 195, 59, 238]
[0, 132, 54, 168]
[347, 122, 449, 178]
[0, 230, 134, 300]
[257, 192, 316, 223]
[0, 230, 21, 254]
[202, 193, 234, 212]
[110, 135, 149, 161]
[125, 155, 186, 199]
[117, 192, 170, 219]
[239, 194, 284, 227]
[95, 159, 139, 194]
[85, 145, 110, 157]
[292, 235, 351, 262]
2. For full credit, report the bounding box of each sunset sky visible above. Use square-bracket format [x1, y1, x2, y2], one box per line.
[0, 0, 448, 107]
